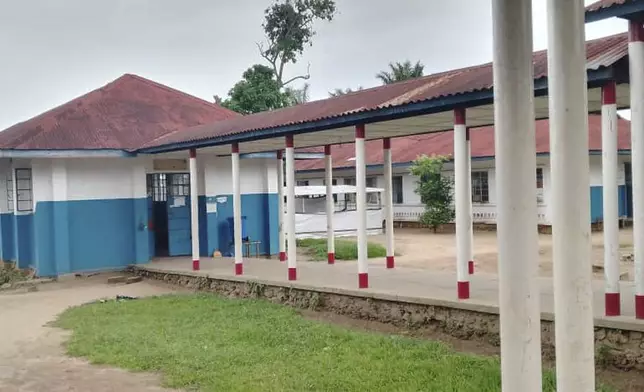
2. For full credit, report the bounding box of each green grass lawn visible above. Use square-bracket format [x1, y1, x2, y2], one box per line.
[297, 238, 386, 261]
[54, 294, 613, 392]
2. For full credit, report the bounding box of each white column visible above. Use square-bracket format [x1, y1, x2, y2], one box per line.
[189, 149, 200, 271]
[454, 108, 471, 299]
[285, 135, 297, 280]
[467, 130, 475, 274]
[602, 81, 620, 316]
[231, 143, 243, 275]
[630, 20, 644, 319]
[325, 145, 336, 264]
[356, 125, 368, 288]
[492, 0, 542, 390]
[547, 0, 594, 390]
[383, 138, 395, 269]
[277, 150, 286, 262]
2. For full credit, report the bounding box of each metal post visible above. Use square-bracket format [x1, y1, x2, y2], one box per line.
[602, 81, 620, 316]
[356, 125, 368, 288]
[277, 150, 286, 262]
[547, 0, 594, 389]
[231, 143, 243, 275]
[630, 20, 644, 319]
[285, 135, 297, 280]
[189, 149, 200, 271]
[383, 138, 395, 269]
[454, 108, 471, 299]
[492, 0, 542, 390]
[325, 145, 335, 264]
[467, 129, 475, 274]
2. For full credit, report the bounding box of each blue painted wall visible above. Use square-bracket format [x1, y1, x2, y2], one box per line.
[206, 193, 278, 257]
[14, 214, 34, 269]
[198, 196, 208, 257]
[0, 213, 15, 262]
[589, 185, 629, 222]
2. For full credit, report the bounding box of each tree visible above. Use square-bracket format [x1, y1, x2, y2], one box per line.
[259, 0, 336, 88]
[328, 86, 363, 97]
[376, 60, 425, 85]
[409, 154, 455, 232]
[218, 64, 291, 114]
[284, 82, 310, 105]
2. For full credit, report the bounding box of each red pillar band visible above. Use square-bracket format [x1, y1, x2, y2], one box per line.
[630, 20, 644, 42]
[386, 256, 394, 269]
[235, 263, 243, 275]
[636, 295, 644, 319]
[383, 137, 391, 150]
[457, 281, 470, 299]
[604, 293, 620, 317]
[285, 135, 294, 148]
[358, 273, 368, 289]
[602, 81, 616, 105]
[468, 260, 474, 275]
[189, 148, 197, 158]
[231, 143, 239, 153]
[355, 124, 365, 139]
[192, 259, 200, 270]
[279, 251, 286, 262]
[324, 145, 331, 155]
[277, 150, 283, 159]
[454, 108, 466, 125]
[288, 267, 297, 281]
[327, 253, 335, 264]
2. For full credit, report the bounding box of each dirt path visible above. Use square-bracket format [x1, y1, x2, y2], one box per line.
[0, 274, 178, 392]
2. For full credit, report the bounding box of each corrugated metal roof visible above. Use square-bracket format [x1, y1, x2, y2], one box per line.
[144, 32, 629, 151]
[294, 114, 632, 171]
[586, 0, 628, 13]
[0, 74, 239, 150]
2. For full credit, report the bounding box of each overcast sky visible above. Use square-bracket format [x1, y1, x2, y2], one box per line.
[0, 0, 628, 130]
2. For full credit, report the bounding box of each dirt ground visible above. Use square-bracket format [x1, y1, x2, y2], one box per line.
[363, 228, 636, 279]
[0, 274, 178, 392]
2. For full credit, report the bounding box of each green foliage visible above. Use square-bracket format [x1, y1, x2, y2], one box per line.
[219, 64, 292, 114]
[0, 264, 27, 285]
[54, 294, 599, 392]
[297, 238, 386, 261]
[328, 86, 364, 97]
[260, 0, 336, 87]
[410, 154, 455, 232]
[376, 60, 425, 85]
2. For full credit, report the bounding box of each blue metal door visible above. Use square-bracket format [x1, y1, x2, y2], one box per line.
[167, 174, 192, 256]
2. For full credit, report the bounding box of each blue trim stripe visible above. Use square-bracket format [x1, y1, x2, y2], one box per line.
[585, 2, 644, 23]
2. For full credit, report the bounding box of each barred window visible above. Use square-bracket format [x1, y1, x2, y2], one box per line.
[471, 171, 489, 203]
[15, 168, 33, 212]
[6, 171, 13, 212]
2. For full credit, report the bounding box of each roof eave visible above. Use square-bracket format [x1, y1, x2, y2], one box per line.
[585, 1, 644, 23]
[138, 67, 616, 155]
[0, 149, 135, 158]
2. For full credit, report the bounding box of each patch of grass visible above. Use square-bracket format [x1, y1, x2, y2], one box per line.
[55, 294, 614, 392]
[297, 238, 386, 261]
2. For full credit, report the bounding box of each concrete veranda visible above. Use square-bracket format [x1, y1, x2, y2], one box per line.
[143, 255, 644, 332]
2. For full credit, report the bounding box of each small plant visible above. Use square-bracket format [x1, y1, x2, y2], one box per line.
[410, 154, 455, 232]
[0, 264, 27, 286]
[595, 343, 613, 368]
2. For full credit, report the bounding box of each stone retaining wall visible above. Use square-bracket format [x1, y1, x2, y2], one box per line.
[132, 267, 644, 370]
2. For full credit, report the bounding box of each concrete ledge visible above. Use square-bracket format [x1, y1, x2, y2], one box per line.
[131, 265, 644, 370]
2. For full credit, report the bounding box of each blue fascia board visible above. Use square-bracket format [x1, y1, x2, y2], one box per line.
[585, 1, 644, 23]
[137, 67, 615, 155]
[0, 149, 135, 158]
[295, 149, 632, 175]
[238, 151, 325, 160]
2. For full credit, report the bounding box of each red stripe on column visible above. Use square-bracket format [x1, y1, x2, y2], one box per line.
[383, 138, 391, 150]
[285, 135, 294, 148]
[386, 256, 394, 269]
[358, 273, 368, 288]
[457, 281, 470, 299]
[465, 127, 471, 141]
[277, 150, 283, 160]
[602, 81, 616, 105]
[636, 295, 644, 319]
[324, 145, 331, 155]
[189, 149, 197, 158]
[630, 21, 644, 42]
[235, 263, 243, 275]
[355, 124, 365, 139]
[288, 267, 297, 281]
[279, 251, 286, 262]
[192, 259, 200, 270]
[327, 253, 335, 264]
[454, 108, 466, 125]
[468, 260, 474, 275]
[605, 292, 620, 316]
[231, 143, 239, 153]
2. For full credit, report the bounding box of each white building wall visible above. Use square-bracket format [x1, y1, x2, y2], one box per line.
[202, 156, 275, 196]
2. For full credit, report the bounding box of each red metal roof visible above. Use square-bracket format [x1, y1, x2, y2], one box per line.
[586, 0, 629, 12]
[144, 32, 629, 150]
[0, 74, 239, 150]
[295, 114, 632, 171]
